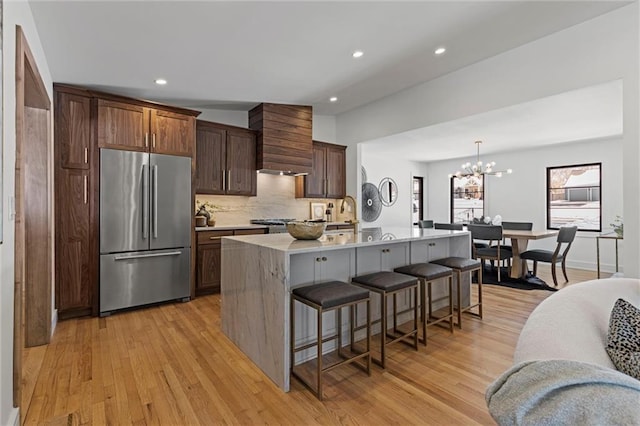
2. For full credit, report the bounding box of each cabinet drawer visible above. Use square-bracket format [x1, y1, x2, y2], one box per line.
[197, 230, 233, 244]
[234, 228, 267, 236]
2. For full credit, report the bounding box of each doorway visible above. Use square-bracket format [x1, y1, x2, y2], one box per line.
[13, 25, 52, 412]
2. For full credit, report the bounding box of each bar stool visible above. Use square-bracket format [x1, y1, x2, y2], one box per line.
[351, 271, 419, 368]
[394, 263, 454, 345]
[290, 280, 371, 401]
[430, 257, 483, 328]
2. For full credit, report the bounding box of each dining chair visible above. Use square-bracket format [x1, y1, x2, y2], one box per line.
[434, 223, 463, 230]
[418, 220, 434, 229]
[468, 224, 512, 282]
[520, 226, 578, 286]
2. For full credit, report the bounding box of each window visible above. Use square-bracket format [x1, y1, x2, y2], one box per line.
[547, 163, 601, 231]
[450, 175, 484, 223]
[412, 177, 423, 225]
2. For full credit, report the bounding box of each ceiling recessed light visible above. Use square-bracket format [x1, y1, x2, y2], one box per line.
[155, 78, 167, 85]
[352, 50, 364, 58]
[434, 47, 446, 55]
[329, 96, 338, 102]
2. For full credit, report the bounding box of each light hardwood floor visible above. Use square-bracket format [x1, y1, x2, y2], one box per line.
[22, 267, 605, 425]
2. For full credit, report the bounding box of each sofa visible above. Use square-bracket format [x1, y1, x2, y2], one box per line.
[486, 278, 640, 425]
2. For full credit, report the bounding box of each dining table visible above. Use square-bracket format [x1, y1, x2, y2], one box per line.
[502, 229, 559, 279]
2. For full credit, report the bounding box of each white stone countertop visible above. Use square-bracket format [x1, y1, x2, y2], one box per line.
[223, 227, 469, 254]
[195, 221, 354, 232]
[195, 224, 268, 231]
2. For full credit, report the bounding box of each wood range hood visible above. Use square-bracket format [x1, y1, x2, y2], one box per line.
[249, 103, 312, 176]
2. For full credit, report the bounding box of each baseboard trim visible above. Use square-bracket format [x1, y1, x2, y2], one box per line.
[7, 407, 19, 426]
[565, 260, 623, 274]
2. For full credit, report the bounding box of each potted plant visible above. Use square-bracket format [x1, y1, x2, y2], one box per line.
[610, 216, 623, 237]
[195, 200, 222, 227]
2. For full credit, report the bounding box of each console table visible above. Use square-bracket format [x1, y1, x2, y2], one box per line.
[596, 232, 622, 278]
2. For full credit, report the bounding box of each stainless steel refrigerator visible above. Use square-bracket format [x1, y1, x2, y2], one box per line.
[99, 148, 191, 315]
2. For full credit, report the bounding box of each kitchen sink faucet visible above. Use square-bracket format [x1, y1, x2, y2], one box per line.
[340, 195, 360, 232]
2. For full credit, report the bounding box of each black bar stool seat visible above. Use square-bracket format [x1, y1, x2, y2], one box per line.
[290, 280, 372, 401]
[395, 263, 454, 345]
[352, 271, 419, 368]
[430, 257, 483, 328]
[293, 281, 370, 309]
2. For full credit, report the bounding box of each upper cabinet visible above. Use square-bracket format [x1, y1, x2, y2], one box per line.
[150, 109, 195, 156]
[296, 141, 346, 199]
[97, 100, 148, 151]
[97, 99, 196, 157]
[56, 91, 92, 170]
[195, 120, 257, 196]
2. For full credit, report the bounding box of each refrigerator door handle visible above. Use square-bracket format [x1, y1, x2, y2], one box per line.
[142, 164, 149, 239]
[153, 164, 159, 239]
[114, 251, 182, 261]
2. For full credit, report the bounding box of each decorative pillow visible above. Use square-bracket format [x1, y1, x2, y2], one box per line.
[606, 298, 640, 380]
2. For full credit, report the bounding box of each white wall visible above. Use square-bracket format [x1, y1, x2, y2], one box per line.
[195, 108, 337, 143]
[425, 138, 623, 273]
[360, 148, 427, 228]
[196, 108, 248, 127]
[1, 1, 54, 425]
[336, 4, 639, 277]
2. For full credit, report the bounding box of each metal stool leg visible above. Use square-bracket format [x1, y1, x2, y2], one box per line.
[317, 306, 323, 400]
[420, 279, 427, 346]
[380, 292, 387, 369]
[456, 270, 462, 329]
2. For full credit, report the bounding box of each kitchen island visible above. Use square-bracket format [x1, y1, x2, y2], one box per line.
[220, 227, 472, 391]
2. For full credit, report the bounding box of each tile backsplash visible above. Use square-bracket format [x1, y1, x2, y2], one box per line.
[196, 173, 351, 226]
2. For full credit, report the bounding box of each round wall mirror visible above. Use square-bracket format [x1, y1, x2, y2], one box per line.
[378, 177, 398, 207]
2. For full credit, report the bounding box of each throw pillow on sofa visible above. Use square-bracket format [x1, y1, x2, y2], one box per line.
[606, 298, 640, 380]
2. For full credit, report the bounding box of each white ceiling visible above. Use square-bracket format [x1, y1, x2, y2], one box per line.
[30, 1, 630, 115]
[363, 79, 624, 162]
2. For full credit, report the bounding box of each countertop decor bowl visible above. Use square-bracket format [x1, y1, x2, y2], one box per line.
[286, 221, 326, 240]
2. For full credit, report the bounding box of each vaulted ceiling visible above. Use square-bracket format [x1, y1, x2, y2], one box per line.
[30, 1, 630, 115]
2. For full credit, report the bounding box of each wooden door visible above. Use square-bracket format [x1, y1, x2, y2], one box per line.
[97, 99, 148, 151]
[150, 109, 194, 157]
[326, 145, 346, 199]
[23, 107, 52, 346]
[195, 123, 226, 194]
[226, 129, 257, 196]
[55, 168, 92, 315]
[56, 92, 91, 169]
[304, 144, 327, 198]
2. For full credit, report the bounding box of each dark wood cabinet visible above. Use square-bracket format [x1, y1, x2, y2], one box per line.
[56, 168, 92, 315]
[56, 92, 91, 169]
[196, 125, 225, 193]
[295, 141, 346, 199]
[326, 145, 346, 199]
[195, 120, 257, 196]
[54, 86, 96, 318]
[54, 84, 200, 319]
[196, 230, 232, 295]
[326, 224, 355, 232]
[97, 99, 148, 151]
[150, 109, 195, 156]
[97, 99, 195, 157]
[195, 228, 267, 295]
